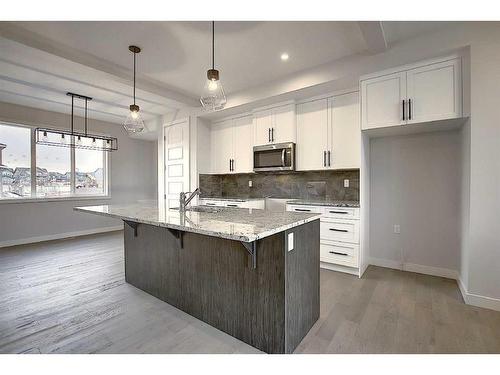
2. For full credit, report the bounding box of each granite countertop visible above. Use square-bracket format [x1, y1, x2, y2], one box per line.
[199, 196, 265, 202]
[286, 199, 360, 208]
[74, 204, 320, 243]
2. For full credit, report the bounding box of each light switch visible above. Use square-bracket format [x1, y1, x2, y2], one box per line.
[394, 224, 401, 234]
[288, 232, 294, 251]
[248, 180, 253, 187]
[344, 179, 350, 188]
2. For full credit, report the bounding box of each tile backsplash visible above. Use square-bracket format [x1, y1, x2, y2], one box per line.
[199, 169, 359, 201]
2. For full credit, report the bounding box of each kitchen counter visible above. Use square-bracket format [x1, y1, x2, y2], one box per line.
[286, 199, 360, 208]
[74, 203, 319, 242]
[75, 202, 320, 353]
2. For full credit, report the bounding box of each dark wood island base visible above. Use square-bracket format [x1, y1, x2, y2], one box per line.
[123, 219, 320, 354]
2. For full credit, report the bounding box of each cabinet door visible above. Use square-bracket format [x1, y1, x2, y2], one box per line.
[253, 109, 273, 145]
[232, 115, 254, 173]
[296, 99, 329, 171]
[273, 104, 296, 143]
[211, 120, 233, 174]
[406, 58, 462, 124]
[361, 71, 406, 130]
[328, 92, 361, 169]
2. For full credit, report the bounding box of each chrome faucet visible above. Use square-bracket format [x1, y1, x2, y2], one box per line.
[179, 188, 200, 212]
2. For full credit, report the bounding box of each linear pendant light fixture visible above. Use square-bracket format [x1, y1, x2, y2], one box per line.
[35, 92, 118, 151]
[123, 45, 145, 133]
[200, 21, 227, 111]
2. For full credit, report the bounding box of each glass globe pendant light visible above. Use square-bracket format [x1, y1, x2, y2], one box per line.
[123, 45, 145, 133]
[200, 21, 227, 111]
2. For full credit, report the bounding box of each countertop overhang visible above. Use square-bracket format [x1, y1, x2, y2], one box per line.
[74, 204, 320, 243]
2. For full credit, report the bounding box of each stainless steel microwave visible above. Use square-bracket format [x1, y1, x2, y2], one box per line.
[253, 142, 295, 172]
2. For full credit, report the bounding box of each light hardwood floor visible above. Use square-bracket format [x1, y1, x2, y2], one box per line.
[0, 231, 499, 354]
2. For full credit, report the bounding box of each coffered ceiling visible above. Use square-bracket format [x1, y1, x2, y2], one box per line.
[0, 21, 454, 132]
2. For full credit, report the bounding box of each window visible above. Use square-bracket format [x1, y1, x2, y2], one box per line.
[36, 132, 71, 198]
[0, 122, 108, 201]
[75, 148, 105, 196]
[0, 124, 31, 199]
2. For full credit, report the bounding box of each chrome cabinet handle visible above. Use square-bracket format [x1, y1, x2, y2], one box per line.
[271, 128, 274, 142]
[329, 251, 348, 256]
[409, 99, 412, 120]
[227, 204, 238, 207]
[294, 208, 311, 212]
[268, 128, 271, 142]
[281, 149, 286, 167]
[323, 151, 326, 167]
[402, 100, 406, 121]
[327, 150, 331, 166]
[329, 228, 348, 232]
[329, 210, 348, 214]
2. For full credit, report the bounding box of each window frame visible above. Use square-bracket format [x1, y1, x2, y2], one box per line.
[0, 121, 110, 204]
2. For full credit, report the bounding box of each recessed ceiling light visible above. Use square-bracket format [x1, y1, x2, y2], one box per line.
[280, 53, 289, 61]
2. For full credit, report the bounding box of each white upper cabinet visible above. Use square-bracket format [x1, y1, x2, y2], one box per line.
[254, 109, 273, 145]
[361, 56, 462, 130]
[253, 104, 296, 145]
[211, 115, 254, 174]
[232, 115, 254, 173]
[329, 92, 361, 169]
[273, 104, 296, 143]
[211, 120, 233, 174]
[296, 98, 329, 171]
[361, 72, 406, 130]
[406, 59, 462, 124]
[296, 93, 361, 171]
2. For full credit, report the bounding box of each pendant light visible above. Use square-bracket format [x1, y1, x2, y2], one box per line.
[200, 21, 227, 111]
[35, 92, 118, 152]
[123, 45, 145, 133]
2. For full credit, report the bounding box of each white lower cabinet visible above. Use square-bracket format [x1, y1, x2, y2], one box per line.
[320, 241, 359, 268]
[286, 203, 360, 273]
[199, 198, 265, 210]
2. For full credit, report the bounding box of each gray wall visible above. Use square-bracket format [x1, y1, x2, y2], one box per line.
[369, 130, 461, 272]
[0, 102, 157, 246]
[199, 169, 359, 201]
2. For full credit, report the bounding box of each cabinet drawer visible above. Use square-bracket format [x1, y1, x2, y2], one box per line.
[199, 199, 224, 207]
[225, 202, 242, 208]
[320, 241, 359, 268]
[320, 218, 359, 243]
[322, 207, 359, 219]
[287, 204, 323, 214]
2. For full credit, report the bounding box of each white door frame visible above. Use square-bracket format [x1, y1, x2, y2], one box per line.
[162, 117, 190, 213]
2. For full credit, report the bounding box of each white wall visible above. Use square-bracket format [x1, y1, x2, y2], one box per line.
[370, 130, 462, 275]
[0, 102, 157, 246]
[468, 42, 500, 302]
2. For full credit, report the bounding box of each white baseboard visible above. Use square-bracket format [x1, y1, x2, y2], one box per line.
[320, 262, 359, 276]
[0, 225, 124, 248]
[458, 277, 500, 312]
[403, 262, 459, 280]
[368, 257, 458, 280]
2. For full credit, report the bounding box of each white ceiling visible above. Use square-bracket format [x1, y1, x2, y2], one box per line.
[0, 21, 457, 133]
[11, 21, 371, 97]
[381, 21, 457, 46]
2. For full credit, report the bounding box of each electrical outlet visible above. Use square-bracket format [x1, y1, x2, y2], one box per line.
[394, 224, 401, 234]
[344, 179, 349, 188]
[288, 232, 294, 251]
[248, 180, 253, 187]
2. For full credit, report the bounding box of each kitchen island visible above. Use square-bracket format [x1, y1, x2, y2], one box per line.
[74, 204, 320, 354]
